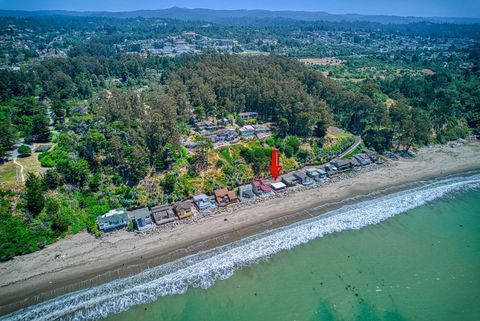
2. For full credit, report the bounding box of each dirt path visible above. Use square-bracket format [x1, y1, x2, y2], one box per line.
[13, 158, 25, 183]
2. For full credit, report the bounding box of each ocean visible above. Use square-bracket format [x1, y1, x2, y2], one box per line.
[2, 173, 480, 321]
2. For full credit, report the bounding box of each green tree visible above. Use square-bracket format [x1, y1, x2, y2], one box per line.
[43, 169, 60, 189]
[24, 173, 45, 216]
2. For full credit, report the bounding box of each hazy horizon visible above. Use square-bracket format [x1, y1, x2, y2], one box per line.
[0, 0, 479, 18]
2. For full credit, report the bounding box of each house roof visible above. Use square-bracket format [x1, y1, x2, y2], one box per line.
[227, 191, 238, 201]
[293, 171, 308, 179]
[193, 194, 209, 202]
[97, 208, 128, 224]
[127, 207, 151, 220]
[271, 182, 286, 190]
[150, 204, 174, 213]
[174, 200, 193, 211]
[239, 184, 253, 192]
[214, 188, 229, 198]
[240, 125, 255, 131]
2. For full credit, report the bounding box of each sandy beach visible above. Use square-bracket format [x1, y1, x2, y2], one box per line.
[1, 140, 480, 315]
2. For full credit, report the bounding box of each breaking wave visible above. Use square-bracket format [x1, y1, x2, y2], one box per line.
[2, 173, 480, 321]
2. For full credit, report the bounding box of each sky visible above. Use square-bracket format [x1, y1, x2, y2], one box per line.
[0, 0, 479, 18]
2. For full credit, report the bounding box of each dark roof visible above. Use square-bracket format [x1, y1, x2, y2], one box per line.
[174, 200, 193, 211]
[293, 171, 308, 180]
[35, 144, 52, 152]
[127, 207, 150, 220]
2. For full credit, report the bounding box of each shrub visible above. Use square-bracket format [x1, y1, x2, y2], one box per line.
[18, 145, 31, 158]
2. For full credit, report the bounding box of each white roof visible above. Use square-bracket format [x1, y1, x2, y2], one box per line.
[240, 125, 255, 131]
[271, 182, 287, 189]
[101, 208, 126, 218]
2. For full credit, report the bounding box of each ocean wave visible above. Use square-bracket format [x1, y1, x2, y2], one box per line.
[2, 173, 480, 321]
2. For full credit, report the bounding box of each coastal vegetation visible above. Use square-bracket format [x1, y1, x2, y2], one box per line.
[0, 15, 479, 261]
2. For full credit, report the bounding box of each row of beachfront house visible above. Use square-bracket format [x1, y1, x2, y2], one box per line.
[97, 150, 380, 234]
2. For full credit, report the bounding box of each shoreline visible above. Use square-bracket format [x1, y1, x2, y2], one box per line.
[1, 141, 480, 316]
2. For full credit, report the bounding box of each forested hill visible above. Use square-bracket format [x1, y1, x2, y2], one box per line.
[1, 7, 480, 25]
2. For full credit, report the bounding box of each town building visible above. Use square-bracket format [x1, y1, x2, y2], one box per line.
[253, 124, 272, 139]
[239, 125, 255, 138]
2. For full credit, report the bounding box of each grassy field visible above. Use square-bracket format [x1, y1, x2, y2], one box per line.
[0, 153, 42, 186]
[16, 154, 42, 177]
[0, 161, 17, 184]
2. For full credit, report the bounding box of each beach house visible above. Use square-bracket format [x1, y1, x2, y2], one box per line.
[238, 184, 255, 200]
[97, 208, 130, 233]
[214, 188, 239, 206]
[193, 194, 216, 212]
[306, 168, 327, 180]
[252, 179, 272, 196]
[173, 200, 195, 219]
[271, 181, 287, 192]
[281, 173, 298, 187]
[332, 159, 352, 172]
[150, 204, 176, 225]
[325, 164, 339, 177]
[293, 171, 314, 186]
[353, 154, 371, 166]
[127, 207, 154, 231]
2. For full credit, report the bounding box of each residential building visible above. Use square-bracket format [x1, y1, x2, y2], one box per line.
[238, 184, 255, 200]
[281, 174, 298, 187]
[239, 112, 258, 121]
[150, 204, 176, 225]
[332, 159, 352, 171]
[173, 200, 195, 219]
[253, 124, 272, 139]
[97, 208, 130, 233]
[325, 164, 339, 177]
[214, 188, 239, 206]
[239, 125, 255, 138]
[127, 207, 154, 231]
[251, 179, 272, 196]
[193, 194, 216, 211]
[306, 168, 326, 180]
[271, 181, 287, 191]
[293, 171, 314, 186]
[356, 154, 373, 166]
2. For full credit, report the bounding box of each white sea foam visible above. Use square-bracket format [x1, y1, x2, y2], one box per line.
[2, 173, 480, 321]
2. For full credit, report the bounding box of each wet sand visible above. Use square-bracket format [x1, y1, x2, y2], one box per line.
[1, 141, 480, 316]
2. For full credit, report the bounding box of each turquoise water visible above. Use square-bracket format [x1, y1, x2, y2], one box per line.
[108, 187, 480, 321]
[1, 173, 479, 321]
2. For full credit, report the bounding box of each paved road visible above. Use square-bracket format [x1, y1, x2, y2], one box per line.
[335, 135, 362, 161]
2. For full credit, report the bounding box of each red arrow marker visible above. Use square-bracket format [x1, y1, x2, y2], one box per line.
[269, 149, 282, 181]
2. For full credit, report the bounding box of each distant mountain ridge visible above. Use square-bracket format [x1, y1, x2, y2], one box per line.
[0, 6, 479, 25]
